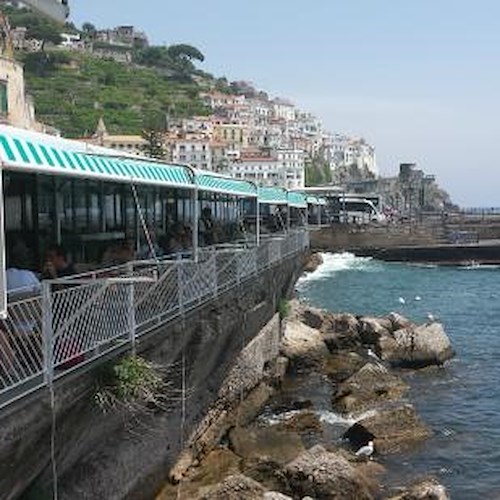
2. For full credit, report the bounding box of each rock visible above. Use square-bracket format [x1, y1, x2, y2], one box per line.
[388, 477, 450, 500]
[323, 351, 367, 383]
[199, 474, 266, 499]
[304, 252, 324, 273]
[379, 323, 454, 368]
[387, 313, 415, 332]
[332, 362, 408, 413]
[329, 313, 360, 336]
[274, 410, 322, 434]
[236, 383, 275, 427]
[169, 449, 196, 483]
[284, 444, 373, 499]
[299, 305, 327, 330]
[281, 320, 330, 368]
[229, 426, 305, 465]
[322, 313, 362, 352]
[263, 492, 293, 500]
[359, 317, 392, 344]
[344, 404, 432, 454]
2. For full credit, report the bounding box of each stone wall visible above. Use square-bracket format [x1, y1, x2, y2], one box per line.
[0, 253, 304, 500]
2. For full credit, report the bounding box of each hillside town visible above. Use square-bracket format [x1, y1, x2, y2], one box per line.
[0, 0, 453, 214]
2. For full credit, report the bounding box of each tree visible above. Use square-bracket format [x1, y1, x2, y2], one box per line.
[166, 44, 204, 63]
[140, 129, 166, 160]
[82, 22, 97, 38]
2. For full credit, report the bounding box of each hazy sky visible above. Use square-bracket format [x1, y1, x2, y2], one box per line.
[70, 1, 500, 206]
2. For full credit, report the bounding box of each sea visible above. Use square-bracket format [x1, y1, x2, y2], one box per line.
[295, 253, 500, 500]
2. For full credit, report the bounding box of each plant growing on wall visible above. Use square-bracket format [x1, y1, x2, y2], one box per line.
[94, 355, 167, 413]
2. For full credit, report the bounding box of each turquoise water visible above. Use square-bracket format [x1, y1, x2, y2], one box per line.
[296, 253, 500, 500]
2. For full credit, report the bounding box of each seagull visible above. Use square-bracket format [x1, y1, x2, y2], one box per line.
[367, 348, 380, 360]
[355, 440, 374, 458]
[426, 313, 436, 323]
[398, 297, 406, 305]
[415, 296, 422, 301]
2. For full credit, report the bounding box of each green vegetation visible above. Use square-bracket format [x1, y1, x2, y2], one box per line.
[22, 50, 210, 137]
[278, 298, 291, 320]
[94, 355, 165, 412]
[305, 151, 332, 187]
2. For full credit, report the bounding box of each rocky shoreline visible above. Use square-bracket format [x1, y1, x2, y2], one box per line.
[158, 269, 455, 499]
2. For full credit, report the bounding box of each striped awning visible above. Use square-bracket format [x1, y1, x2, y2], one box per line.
[307, 195, 327, 206]
[0, 125, 193, 189]
[288, 192, 307, 208]
[258, 186, 288, 205]
[194, 170, 257, 197]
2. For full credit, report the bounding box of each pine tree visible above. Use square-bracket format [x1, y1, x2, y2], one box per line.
[140, 129, 166, 160]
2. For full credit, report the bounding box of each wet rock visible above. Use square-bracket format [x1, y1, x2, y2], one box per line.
[229, 426, 305, 465]
[388, 477, 450, 500]
[344, 404, 432, 454]
[274, 410, 322, 434]
[281, 320, 330, 368]
[323, 351, 367, 383]
[332, 362, 408, 413]
[299, 305, 327, 330]
[199, 474, 265, 499]
[284, 444, 373, 500]
[303, 252, 324, 273]
[379, 323, 454, 368]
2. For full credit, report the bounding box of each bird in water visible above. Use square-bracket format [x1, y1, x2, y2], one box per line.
[415, 295, 422, 301]
[355, 440, 374, 458]
[398, 297, 406, 305]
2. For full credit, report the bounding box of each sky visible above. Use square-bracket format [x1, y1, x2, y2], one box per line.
[70, 0, 500, 206]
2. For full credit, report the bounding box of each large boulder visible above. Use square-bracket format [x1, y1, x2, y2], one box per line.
[199, 474, 265, 499]
[344, 404, 432, 454]
[284, 445, 373, 499]
[303, 252, 324, 273]
[281, 320, 330, 368]
[378, 323, 454, 368]
[332, 362, 408, 413]
[388, 477, 450, 500]
[358, 317, 392, 344]
[273, 410, 323, 435]
[323, 351, 367, 383]
[229, 426, 305, 465]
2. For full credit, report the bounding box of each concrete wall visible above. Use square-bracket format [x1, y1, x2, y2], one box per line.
[0, 253, 304, 500]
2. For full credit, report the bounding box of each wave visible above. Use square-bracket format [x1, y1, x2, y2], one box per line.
[298, 252, 377, 284]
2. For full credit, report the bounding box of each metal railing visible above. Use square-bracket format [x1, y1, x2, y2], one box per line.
[0, 230, 309, 408]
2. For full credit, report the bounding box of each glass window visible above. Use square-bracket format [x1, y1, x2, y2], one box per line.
[0, 81, 8, 115]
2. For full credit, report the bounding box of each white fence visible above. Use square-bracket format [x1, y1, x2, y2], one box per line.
[0, 230, 309, 408]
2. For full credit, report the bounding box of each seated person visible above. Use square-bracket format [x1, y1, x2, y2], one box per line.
[42, 245, 76, 279]
[6, 241, 40, 296]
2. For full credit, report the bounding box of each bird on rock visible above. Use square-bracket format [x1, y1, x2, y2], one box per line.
[355, 440, 374, 458]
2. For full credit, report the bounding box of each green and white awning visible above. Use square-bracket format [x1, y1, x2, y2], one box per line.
[194, 170, 257, 197]
[307, 195, 327, 206]
[258, 186, 288, 205]
[288, 192, 307, 209]
[0, 125, 193, 189]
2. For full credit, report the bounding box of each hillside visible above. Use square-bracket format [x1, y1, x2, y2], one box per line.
[21, 51, 210, 137]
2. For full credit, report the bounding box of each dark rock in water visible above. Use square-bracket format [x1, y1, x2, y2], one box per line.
[284, 444, 373, 500]
[303, 252, 324, 273]
[388, 477, 450, 500]
[332, 362, 409, 413]
[199, 474, 266, 499]
[344, 404, 432, 454]
[229, 426, 305, 465]
[270, 400, 313, 414]
[323, 351, 367, 383]
[378, 323, 455, 369]
[274, 410, 323, 434]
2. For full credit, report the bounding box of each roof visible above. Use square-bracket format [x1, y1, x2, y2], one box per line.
[258, 186, 288, 205]
[287, 191, 307, 208]
[193, 168, 257, 198]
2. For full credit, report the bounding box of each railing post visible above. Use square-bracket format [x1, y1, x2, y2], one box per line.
[126, 262, 136, 354]
[177, 261, 184, 315]
[42, 281, 54, 384]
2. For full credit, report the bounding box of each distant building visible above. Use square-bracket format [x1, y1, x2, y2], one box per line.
[227, 147, 305, 190]
[59, 32, 85, 51]
[171, 137, 212, 170]
[95, 25, 149, 48]
[80, 118, 146, 155]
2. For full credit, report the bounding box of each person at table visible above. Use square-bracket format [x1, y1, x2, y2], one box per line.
[42, 245, 76, 279]
[6, 240, 40, 296]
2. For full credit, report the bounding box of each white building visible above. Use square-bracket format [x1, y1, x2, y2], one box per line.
[228, 148, 305, 190]
[272, 98, 296, 122]
[171, 139, 212, 171]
